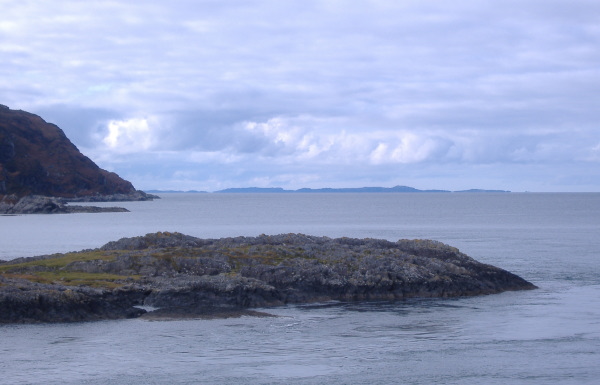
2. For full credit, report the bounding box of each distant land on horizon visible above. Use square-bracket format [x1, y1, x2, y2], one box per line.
[146, 186, 511, 194]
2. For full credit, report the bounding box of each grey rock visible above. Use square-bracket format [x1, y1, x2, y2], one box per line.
[0, 194, 130, 214]
[0, 276, 145, 323]
[0, 232, 537, 323]
[65, 190, 159, 202]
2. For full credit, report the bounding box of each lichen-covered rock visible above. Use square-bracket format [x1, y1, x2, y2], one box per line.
[0, 232, 537, 323]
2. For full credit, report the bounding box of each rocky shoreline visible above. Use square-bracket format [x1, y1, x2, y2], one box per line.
[0, 232, 537, 323]
[0, 192, 157, 214]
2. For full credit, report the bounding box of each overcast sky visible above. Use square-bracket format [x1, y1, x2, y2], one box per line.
[2, 0, 599, 192]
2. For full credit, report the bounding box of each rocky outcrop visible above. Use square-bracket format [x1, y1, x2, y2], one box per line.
[65, 191, 157, 202]
[0, 278, 145, 323]
[0, 104, 155, 213]
[0, 194, 129, 214]
[0, 232, 537, 323]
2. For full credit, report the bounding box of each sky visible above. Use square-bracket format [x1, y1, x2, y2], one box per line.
[2, 0, 600, 192]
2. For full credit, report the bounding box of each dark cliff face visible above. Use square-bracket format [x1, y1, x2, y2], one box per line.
[0, 104, 135, 198]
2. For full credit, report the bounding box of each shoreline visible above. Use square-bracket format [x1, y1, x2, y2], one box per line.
[0, 192, 157, 215]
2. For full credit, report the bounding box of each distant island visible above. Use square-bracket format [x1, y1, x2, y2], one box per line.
[146, 189, 209, 194]
[147, 186, 511, 194]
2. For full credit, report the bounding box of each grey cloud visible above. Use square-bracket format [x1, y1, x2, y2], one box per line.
[2, 0, 599, 191]
[31, 104, 121, 147]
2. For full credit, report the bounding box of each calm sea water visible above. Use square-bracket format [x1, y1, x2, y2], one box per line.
[1, 193, 599, 384]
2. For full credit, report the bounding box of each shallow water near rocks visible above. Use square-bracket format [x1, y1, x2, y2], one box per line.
[1, 193, 599, 384]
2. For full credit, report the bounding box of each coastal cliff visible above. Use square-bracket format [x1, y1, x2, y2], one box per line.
[0, 104, 154, 214]
[0, 232, 537, 323]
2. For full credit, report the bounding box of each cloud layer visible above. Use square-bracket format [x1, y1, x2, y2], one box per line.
[2, 0, 599, 191]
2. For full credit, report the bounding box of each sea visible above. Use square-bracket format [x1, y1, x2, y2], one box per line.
[1, 193, 599, 385]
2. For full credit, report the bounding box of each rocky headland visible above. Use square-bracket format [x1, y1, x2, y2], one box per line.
[0, 232, 537, 323]
[0, 104, 155, 214]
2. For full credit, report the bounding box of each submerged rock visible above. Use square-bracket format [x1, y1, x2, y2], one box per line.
[0, 232, 537, 323]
